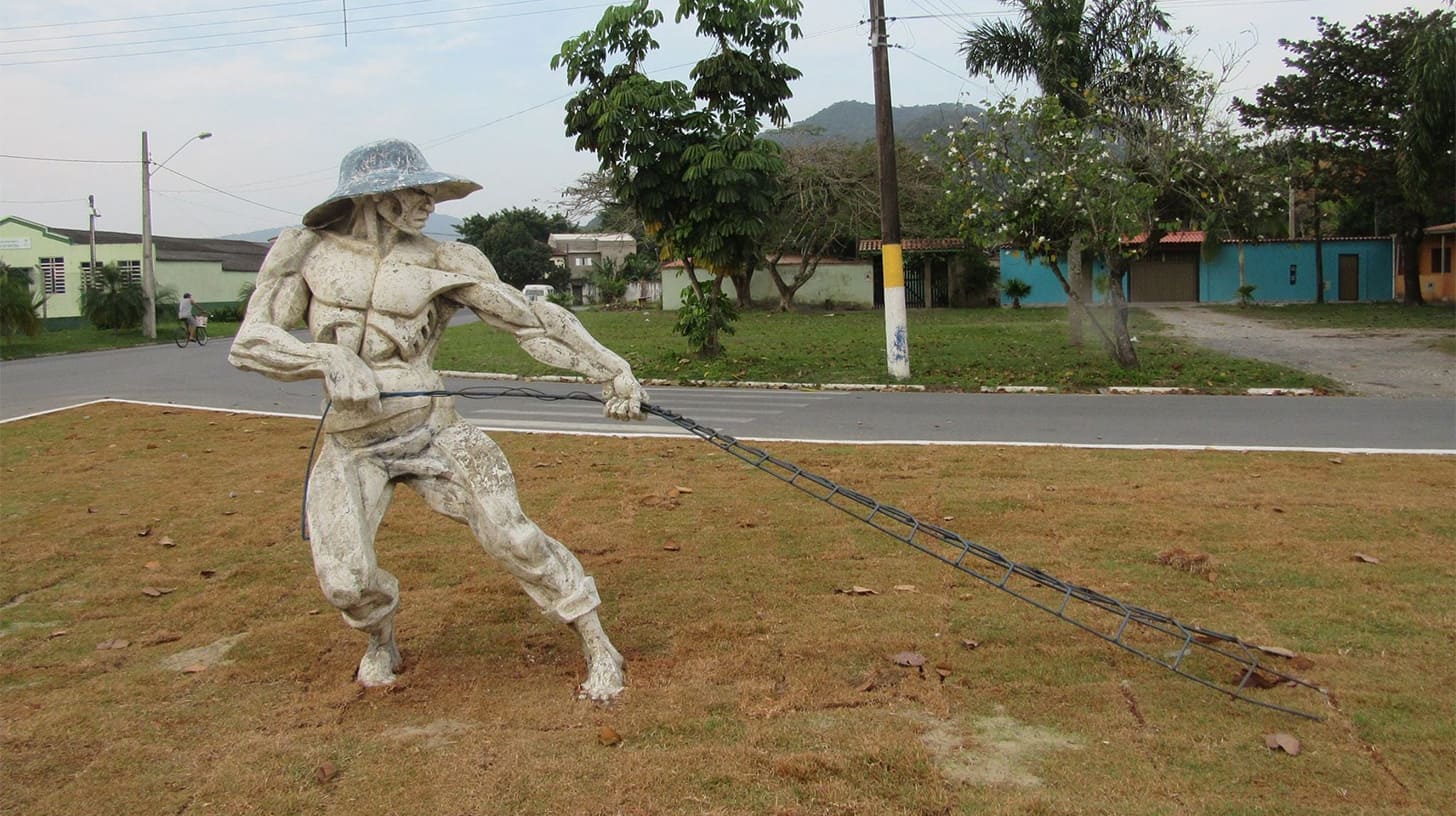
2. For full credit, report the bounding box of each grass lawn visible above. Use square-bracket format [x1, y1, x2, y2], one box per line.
[438, 307, 1339, 393]
[2, 404, 1452, 815]
[0, 321, 239, 360]
[1210, 302, 1456, 331]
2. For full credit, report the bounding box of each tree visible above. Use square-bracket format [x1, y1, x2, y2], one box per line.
[80, 263, 146, 331]
[960, 0, 1175, 344]
[944, 60, 1282, 368]
[455, 207, 574, 290]
[1237, 9, 1456, 305]
[761, 141, 878, 311]
[0, 262, 44, 345]
[553, 0, 802, 356]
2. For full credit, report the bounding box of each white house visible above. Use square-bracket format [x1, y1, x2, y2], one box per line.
[546, 232, 637, 304]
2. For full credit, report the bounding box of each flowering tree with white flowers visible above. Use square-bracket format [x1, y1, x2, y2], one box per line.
[944, 57, 1282, 369]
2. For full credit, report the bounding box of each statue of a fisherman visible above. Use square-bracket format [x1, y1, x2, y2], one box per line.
[229, 139, 644, 700]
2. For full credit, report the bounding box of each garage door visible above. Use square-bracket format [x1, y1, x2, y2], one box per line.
[1129, 257, 1199, 302]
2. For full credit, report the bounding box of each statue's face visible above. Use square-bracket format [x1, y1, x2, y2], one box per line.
[380, 188, 435, 235]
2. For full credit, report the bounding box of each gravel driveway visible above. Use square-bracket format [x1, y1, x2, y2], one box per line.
[1145, 306, 1455, 398]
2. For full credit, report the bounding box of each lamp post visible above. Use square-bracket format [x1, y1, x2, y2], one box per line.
[140, 130, 211, 338]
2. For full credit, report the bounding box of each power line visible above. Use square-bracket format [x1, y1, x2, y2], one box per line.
[155, 165, 302, 216]
[1, 1, 609, 66]
[0, 153, 135, 165]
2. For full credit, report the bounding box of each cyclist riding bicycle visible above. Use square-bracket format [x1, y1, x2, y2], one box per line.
[178, 293, 207, 343]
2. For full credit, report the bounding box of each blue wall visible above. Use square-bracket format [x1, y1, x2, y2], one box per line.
[1200, 239, 1394, 303]
[1000, 238, 1394, 305]
[997, 251, 1120, 306]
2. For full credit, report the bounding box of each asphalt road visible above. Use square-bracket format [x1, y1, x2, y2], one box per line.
[2, 336, 1451, 454]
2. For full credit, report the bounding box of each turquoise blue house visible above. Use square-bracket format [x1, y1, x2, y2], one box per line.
[998, 234, 1396, 305]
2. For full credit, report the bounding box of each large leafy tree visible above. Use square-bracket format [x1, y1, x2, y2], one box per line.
[1236, 9, 1456, 305]
[553, 0, 801, 356]
[960, 0, 1175, 344]
[455, 207, 574, 291]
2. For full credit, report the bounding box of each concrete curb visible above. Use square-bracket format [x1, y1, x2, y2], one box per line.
[438, 370, 1320, 396]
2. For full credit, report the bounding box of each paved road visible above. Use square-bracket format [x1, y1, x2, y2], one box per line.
[1, 337, 1451, 453]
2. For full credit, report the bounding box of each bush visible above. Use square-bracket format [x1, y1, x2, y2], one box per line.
[674, 285, 738, 356]
[1236, 284, 1257, 306]
[80, 264, 145, 330]
[0, 271, 44, 344]
[1001, 277, 1032, 309]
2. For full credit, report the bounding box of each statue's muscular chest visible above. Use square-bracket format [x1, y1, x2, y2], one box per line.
[302, 239, 474, 362]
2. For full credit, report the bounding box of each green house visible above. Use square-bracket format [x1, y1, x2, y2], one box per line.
[0, 216, 268, 328]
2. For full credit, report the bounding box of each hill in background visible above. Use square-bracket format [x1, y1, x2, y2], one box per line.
[221, 213, 463, 244]
[768, 100, 982, 149]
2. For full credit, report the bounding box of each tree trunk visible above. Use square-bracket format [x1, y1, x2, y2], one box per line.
[728, 266, 753, 310]
[1067, 236, 1085, 346]
[1400, 228, 1426, 305]
[1313, 204, 1325, 304]
[1104, 257, 1140, 369]
[704, 275, 726, 356]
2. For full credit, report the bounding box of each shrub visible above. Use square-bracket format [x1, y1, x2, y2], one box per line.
[1001, 277, 1032, 309]
[80, 264, 145, 330]
[0, 270, 44, 344]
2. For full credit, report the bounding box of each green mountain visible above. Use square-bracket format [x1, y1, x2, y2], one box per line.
[767, 100, 982, 149]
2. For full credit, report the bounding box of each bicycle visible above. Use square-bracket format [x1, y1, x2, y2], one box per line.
[174, 314, 208, 348]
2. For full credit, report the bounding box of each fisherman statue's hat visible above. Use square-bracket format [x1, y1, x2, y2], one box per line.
[303, 138, 481, 228]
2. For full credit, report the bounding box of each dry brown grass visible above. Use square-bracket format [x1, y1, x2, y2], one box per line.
[2, 403, 1453, 815]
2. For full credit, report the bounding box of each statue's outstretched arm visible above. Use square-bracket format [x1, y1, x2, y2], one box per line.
[228, 229, 381, 411]
[439, 242, 645, 419]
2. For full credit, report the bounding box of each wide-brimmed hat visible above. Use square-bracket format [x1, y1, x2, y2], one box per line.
[302, 139, 481, 228]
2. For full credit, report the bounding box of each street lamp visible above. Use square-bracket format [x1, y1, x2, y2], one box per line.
[140, 130, 211, 338]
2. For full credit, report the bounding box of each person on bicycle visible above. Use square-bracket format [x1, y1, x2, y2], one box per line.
[178, 293, 205, 343]
[228, 139, 645, 701]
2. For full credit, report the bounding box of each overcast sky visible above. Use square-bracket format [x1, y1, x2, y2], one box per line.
[1, 0, 1441, 239]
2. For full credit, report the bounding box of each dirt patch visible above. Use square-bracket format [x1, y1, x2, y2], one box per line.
[386, 719, 476, 750]
[158, 632, 249, 672]
[914, 708, 1083, 788]
[1146, 306, 1454, 397]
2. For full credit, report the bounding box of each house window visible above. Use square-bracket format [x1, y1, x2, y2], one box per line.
[81, 261, 103, 289]
[116, 259, 142, 284]
[38, 257, 65, 294]
[1431, 246, 1452, 274]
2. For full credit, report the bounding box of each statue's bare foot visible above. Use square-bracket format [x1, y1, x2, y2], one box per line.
[572, 611, 624, 702]
[356, 626, 402, 687]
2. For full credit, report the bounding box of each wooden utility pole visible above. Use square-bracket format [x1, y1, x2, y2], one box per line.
[870, 0, 909, 380]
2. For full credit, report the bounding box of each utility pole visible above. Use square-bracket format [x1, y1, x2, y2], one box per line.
[87, 195, 100, 279]
[141, 131, 157, 338]
[870, 0, 909, 380]
[140, 130, 211, 338]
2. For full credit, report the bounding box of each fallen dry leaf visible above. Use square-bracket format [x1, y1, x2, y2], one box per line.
[200, 569, 217, 578]
[136, 526, 152, 537]
[181, 664, 207, 674]
[663, 542, 681, 552]
[1255, 645, 1298, 659]
[159, 536, 176, 548]
[674, 485, 693, 494]
[141, 587, 176, 598]
[889, 651, 926, 668]
[95, 638, 130, 651]
[314, 761, 338, 783]
[892, 584, 917, 592]
[934, 664, 953, 680]
[141, 630, 183, 646]
[835, 586, 878, 596]
[1264, 733, 1302, 756]
[48, 629, 69, 639]
[87, 506, 98, 514]
[597, 726, 622, 747]
[1328, 457, 1343, 465]
[144, 560, 161, 570]
[1351, 552, 1381, 564]
[960, 638, 980, 650]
